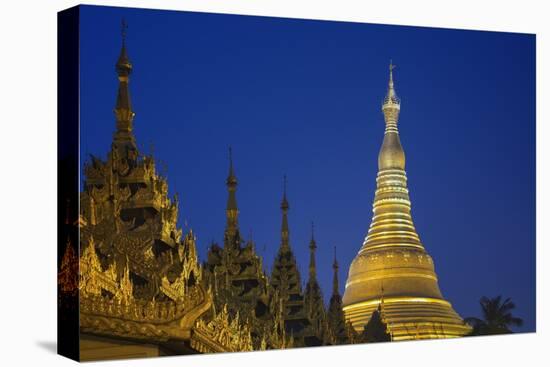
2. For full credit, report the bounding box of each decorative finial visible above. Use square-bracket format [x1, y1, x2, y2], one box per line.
[382, 59, 400, 112]
[281, 174, 289, 207]
[226, 146, 237, 186]
[228, 146, 234, 173]
[332, 245, 339, 295]
[280, 174, 290, 244]
[309, 221, 316, 251]
[115, 18, 132, 75]
[389, 60, 396, 85]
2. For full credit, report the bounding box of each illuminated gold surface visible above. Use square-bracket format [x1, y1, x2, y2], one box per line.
[67, 29, 473, 357]
[74, 30, 253, 357]
[342, 63, 471, 339]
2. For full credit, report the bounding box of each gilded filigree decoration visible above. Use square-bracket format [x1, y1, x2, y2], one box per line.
[74, 28, 363, 357]
[58, 237, 79, 294]
[193, 304, 253, 353]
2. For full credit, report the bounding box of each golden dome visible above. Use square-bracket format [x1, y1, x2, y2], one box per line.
[342, 63, 471, 340]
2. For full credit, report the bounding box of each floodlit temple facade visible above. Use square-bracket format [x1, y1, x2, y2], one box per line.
[69, 29, 254, 360]
[57, 27, 355, 361]
[342, 64, 471, 340]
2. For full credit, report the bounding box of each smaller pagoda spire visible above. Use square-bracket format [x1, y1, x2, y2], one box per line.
[224, 146, 240, 246]
[332, 245, 339, 296]
[116, 19, 131, 74]
[227, 146, 237, 186]
[226, 148, 238, 201]
[280, 175, 290, 249]
[113, 18, 137, 156]
[281, 174, 289, 210]
[327, 244, 348, 344]
[308, 222, 317, 279]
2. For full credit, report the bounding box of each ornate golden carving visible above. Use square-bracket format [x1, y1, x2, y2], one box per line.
[193, 304, 253, 353]
[58, 237, 78, 294]
[76, 32, 253, 355]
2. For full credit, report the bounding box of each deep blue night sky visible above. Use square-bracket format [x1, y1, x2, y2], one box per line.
[79, 5, 536, 332]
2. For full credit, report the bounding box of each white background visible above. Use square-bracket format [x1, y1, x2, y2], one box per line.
[0, 0, 546, 366]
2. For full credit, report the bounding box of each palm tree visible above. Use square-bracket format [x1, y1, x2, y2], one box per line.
[465, 296, 523, 335]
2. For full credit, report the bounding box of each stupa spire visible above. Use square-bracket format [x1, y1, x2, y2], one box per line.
[228, 146, 236, 182]
[304, 221, 328, 344]
[308, 222, 317, 279]
[270, 175, 310, 346]
[332, 246, 339, 296]
[327, 244, 349, 344]
[365, 63, 417, 252]
[113, 19, 137, 157]
[382, 60, 401, 134]
[280, 175, 290, 249]
[342, 64, 471, 340]
[225, 146, 239, 241]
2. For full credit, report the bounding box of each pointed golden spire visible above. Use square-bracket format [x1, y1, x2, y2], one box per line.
[113, 18, 137, 156]
[332, 245, 339, 296]
[342, 64, 472, 340]
[382, 60, 401, 135]
[308, 221, 317, 279]
[378, 61, 405, 170]
[227, 146, 236, 183]
[280, 175, 290, 249]
[116, 19, 131, 74]
[360, 61, 417, 251]
[224, 146, 240, 242]
[281, 174, 289, 211]
[383, 60, 400, 106]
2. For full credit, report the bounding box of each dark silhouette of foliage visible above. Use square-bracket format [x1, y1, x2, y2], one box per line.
[465, 296, 523, 336]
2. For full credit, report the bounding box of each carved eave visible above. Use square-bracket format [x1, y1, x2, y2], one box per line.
[80, 284, 212, 344]
[190, 330, 233, 354]
[83, 154, 156, 187]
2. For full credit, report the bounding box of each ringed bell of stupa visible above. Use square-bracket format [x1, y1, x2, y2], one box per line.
[342, 63, 471, 340]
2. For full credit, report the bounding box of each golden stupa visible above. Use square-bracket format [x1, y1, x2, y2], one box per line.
[342, 63, 471, 340]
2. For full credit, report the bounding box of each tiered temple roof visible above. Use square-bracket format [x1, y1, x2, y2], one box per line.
[303, 223, 330, 345]
[203, 149, 273, 349]
[73, 25, 251, 359]
[269, 177, 311, 347]
[326, 247, 350, 344]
